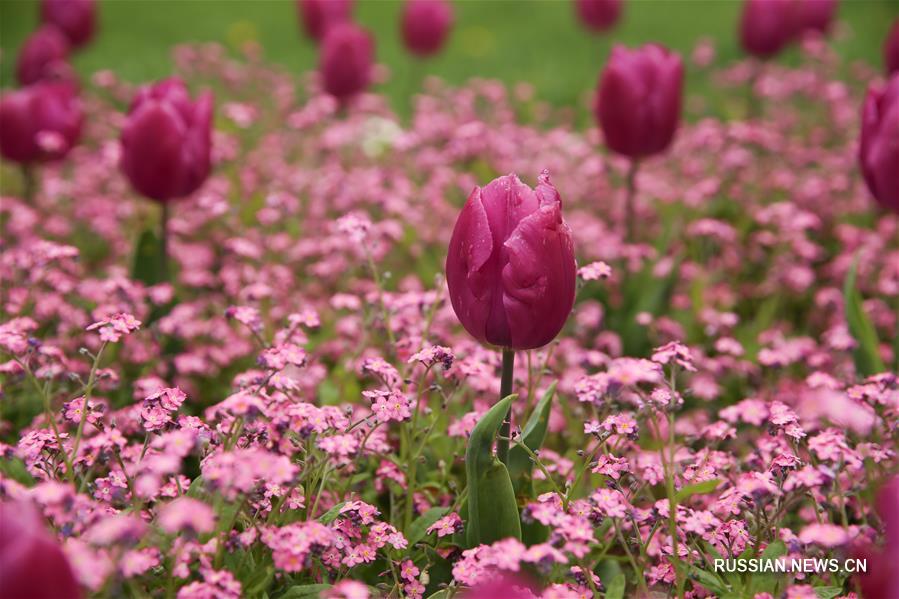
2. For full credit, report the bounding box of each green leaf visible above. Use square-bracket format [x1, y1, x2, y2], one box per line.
[465, 395, 520, 546]
[843, 258, 885, 376]
[760, 540, 786, 560]
[596, 559, 626, 599]
[280, 584, 332, 598]
[0, 457, 34, 486]
[131, 228, 163, 286]
[675, 479, 721, 503]
[407, 506, 450, 546]
[425, 591, 450, 599]
[686, 565, 729, 595]
[508, 382, 556, 495]
[317, 502, 347, 524]
[814, 586, 844, 599]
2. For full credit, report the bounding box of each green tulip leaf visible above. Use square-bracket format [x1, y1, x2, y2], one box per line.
[843, 257, 885, 377]
[508, 381, 556, 495]
[131, 228, 164, 287]
[465, 394, 521, 546]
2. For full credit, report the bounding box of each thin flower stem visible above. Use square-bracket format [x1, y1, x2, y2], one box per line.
[625, 159, 639, 242]
[497, 348, 515, 465]
[160, 202, 169, 281]
[364, 248, 396, 350]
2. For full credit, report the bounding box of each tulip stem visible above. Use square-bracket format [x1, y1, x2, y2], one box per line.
[625, 159, 639, 242]
[160, 202, 169, 281]
[22, 165, 37, 203]
[496, 347, 515, 465]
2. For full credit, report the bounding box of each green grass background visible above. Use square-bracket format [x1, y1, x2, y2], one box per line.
[1, 0, 897, 113]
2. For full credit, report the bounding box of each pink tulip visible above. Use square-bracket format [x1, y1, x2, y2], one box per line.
[795, 0, 838, 35]
[885, 19, 899, 75]
[16, 24, 71, 86]
[401, 0, 454, 57]
[446, 170, 576, 350]
[0, 81, 82, 164]
[0, 501, 81, 599]
[594, 43, 684, 159]
[297, 0, 353, 42]
[120, 78, 214, 202]
[859, 74, 899, 213]
[319, 22, 374, 102]
[574, 0, 623, 33]
[739, 0, 797, 58]
[853, 477, 899, 599]
[41, 0, 96, 48]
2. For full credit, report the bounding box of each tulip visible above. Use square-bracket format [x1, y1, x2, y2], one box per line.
[0, 501, 81, 599]
[574, 0, 623, 33]
[595, 44, 683, 160]
[858, 74, 899, 213]
[41, 0, 96, 48]
[853, 477, 899, 599]
[120, 77, 213, 203]
[0, 81, 82, 165]
[120, 77, 213, 279]
[885, 19, 899, 75]
[297, 0, 353, 42]
[401, 0, 453, 57]
[795, 0, 838, 35]
[319, 23, 374, 103]
[739, 0, 797, 59]
[446, 170, 576, 351]
[16, 24, 71, 85]
[447, 170, 576, 464]
[594, 44, 682, 239]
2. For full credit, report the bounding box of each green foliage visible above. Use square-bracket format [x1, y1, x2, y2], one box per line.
[508, 381, 556, 496]
[674, 478, 721, 503]
[407, 506, 451, 547]
[843, 258, 886, 377]
[465, 394, 522, 546]
[131, 228, 164, 287]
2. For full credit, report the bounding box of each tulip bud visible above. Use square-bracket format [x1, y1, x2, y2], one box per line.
[319, 22, 374, 102]
[297, 0, 353, 41]
[41, 0, 96, 48]
[795, 0, 838, 36]
[16, 25, 71, 86]
[859, 75, 899, 213]
[120, 77, 214, 203]
[574, 0, 623, 33]
[446, 170, 576, 350]
[0, 81, 82, 164]
[0, 501, 81, 599]
[885, 19, 899, 75]
[594, 44, 684, 159]
[739, 0, 797, 59]
[401, 0, 453, 57]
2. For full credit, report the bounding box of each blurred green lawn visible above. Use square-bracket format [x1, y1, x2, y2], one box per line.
[1, 0, 897, 114]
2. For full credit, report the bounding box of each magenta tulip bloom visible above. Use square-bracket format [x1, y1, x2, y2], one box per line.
[297, 0, 353, 41]
[319, 22, 374, 102]
[853, 478, 899, 599]
[0, 81, 82, 164]
[0, 501, 81, 599]
[574, 0, 623, 33]
[886, 19, 899, 75]
[594, 44, 684, 159]
[739, 0, 796, 58]
[402, 0, 454, 57]
[120, 78, 214, 203]
[446, 170, 576, 350]
[795, 0, 838, 35]
[859, 75, 899, 213]
[40, 0, 96, 48]
[16, 25, 70, 85]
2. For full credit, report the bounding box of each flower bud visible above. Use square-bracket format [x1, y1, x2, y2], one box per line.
[859, 74, 899, 213]
[120, 77, 214, 203]
[594, 43, 683, 159]
[319, 22, 374, 102]
[16, 25, 71, 86]
[446, 170, 576, 350]
[795, 0, 838, 36]
[574, 0, 623, 33]
[0, 81, 82, 164]
[297, 0, 353, 42]
[739, 0, 796, 58]
[401, 0, 454, 57]
[0, 501, 81, 599]
[886, 19, 899, 75]
[41, 0, 96, 48]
